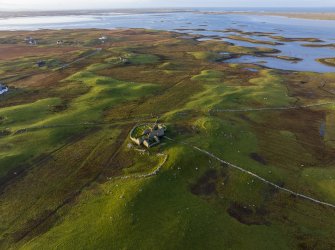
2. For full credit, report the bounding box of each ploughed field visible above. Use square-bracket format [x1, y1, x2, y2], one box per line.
[0, 29, 335, 250]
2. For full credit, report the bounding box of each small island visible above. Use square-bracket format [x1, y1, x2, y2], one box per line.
[317, 58, 335, 67]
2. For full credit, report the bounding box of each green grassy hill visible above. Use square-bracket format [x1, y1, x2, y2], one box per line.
[0, 29, 334, 250]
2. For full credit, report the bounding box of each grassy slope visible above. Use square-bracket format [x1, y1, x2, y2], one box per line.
[22, 147, 293, 250]
[0, 29, 334, 250]
[0, 66, 159, 179]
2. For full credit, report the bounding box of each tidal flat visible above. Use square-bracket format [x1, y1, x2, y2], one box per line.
[1, 10, 335, 72]
[201, 11, 335, 20]
[0, 28, 335, 250]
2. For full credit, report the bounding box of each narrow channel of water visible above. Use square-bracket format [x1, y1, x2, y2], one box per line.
[0, 11, 335, 72]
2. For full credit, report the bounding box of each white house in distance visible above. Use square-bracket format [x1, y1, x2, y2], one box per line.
[24, 36, 37, 45]
[0, 83, 8, 95]
[99, 36, 108, 44]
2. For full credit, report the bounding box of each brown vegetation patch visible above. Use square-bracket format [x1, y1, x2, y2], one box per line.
[0, 45, 79, 60]
[191, 169, 218, 196]
[296, 233, 335, 250]
[285, 72, 335, 100]
[252, 108, 335, 171]
[0, 129, 12, 137]
[103, 101, 141, 121]
[107, 147, 138, 175]
[13, 72, 64, 88]
[49, 103, 68, 113]
[99, 65, 185, 85]
[227, 202, 270, 225]
[250, 152, 267, 165]
[171, 123, 200, 138]
[1, 71, 88, 109]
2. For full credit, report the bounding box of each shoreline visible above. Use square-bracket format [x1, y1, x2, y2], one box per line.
[0, 9, 193, 18]
[0, 9, 335, 21]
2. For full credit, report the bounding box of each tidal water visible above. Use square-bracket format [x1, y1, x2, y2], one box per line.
[0, 10, 334, 72]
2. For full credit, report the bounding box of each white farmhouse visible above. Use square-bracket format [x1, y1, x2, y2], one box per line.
[0, 83, 8, 95]
[99, 36, 108, 44]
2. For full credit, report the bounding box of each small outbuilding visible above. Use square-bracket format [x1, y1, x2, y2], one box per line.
[130, 122, 167, 148]
[99, 36, 108, 44]
[24, 37, 37, 45]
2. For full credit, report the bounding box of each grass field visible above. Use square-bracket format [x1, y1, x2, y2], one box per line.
[0, 28, 334, 250]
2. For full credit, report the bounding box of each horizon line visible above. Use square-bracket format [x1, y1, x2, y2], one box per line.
[1, 6, 335, 12]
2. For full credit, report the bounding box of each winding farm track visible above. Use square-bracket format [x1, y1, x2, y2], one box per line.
[164, 136, 335, 209]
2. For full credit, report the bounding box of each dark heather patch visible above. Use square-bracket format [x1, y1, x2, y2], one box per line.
[227, 202, 270, 226]
[49, 103, 68, 113]
[295, 234, 333, 250]
[191, 169, 218, 196]
[0, 129, 11, 137]
[250, 152, 267, 165]
[238, 114, 252, 122]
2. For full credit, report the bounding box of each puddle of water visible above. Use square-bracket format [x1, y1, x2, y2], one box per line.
[320, 121, 326, 138]
[197, 37, 214, 41]
[244, 68, 259, 72]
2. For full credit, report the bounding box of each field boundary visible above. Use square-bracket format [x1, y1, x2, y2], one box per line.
[112, 153, 168, 180]
[164, 136, 335, 209]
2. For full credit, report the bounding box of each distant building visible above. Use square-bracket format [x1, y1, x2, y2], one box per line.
[130, 123, 166, 148]
[99, 36, 108, 44]
[57, 40, 64, 45]
[24, 36, 32, 42]
[143, 139, 151, 148]
[36, 60, 46, 67]
[0, 83, 8, 95]
[24, 37, 37, 45]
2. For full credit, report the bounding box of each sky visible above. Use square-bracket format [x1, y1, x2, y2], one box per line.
[1, 0, 335, 11]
